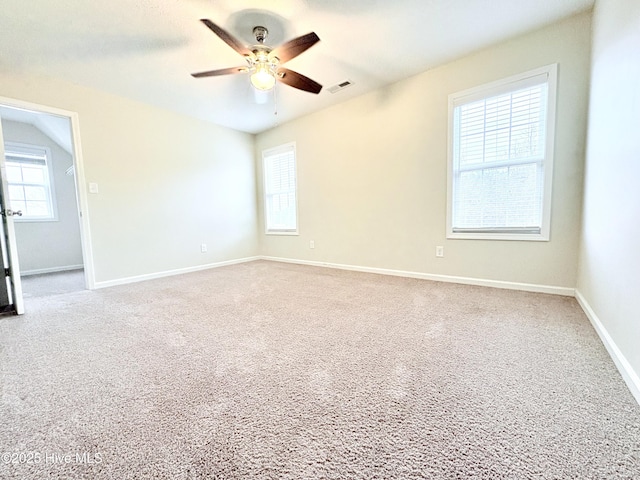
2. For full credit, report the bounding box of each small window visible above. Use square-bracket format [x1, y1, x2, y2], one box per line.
[4, 143, 57, 221]
[263, 143, 298, 234]
[447, 64, 557, 241]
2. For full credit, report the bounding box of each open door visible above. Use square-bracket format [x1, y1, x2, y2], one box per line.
[0, 113, 24, 315]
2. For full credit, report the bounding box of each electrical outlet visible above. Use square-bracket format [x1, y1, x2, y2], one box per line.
[201, 243, 207, 253]
[310, 240, 315, 249]
[436, 246, 444, 257]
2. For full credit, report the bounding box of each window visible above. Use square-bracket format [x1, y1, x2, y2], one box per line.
[4, 143, 57, 221]
[447, 64, 557, 241]
[263, 143, 297, 234]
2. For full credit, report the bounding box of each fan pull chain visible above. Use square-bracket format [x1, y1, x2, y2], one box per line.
[273, 84, 279, 124]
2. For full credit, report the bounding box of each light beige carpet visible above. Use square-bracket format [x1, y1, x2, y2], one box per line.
[0, 260, 638, 479]
[21, 269, 86, 299]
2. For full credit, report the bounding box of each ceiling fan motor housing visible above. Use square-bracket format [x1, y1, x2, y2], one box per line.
[253, 26, 268, 44]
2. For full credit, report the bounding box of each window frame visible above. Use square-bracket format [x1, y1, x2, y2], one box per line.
[262, 142, 299, 235]
[446, 64, 558, 241]
[4, 142, 58, 223]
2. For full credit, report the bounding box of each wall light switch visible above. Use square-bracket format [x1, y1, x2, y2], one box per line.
[88, 182, 99, 194]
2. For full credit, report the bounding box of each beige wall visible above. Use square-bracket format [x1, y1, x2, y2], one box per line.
[577, 0, 640, 388]
[0, 73, 258, 284]
[256, 12, 591, 289]
[1, 119, 83, 273]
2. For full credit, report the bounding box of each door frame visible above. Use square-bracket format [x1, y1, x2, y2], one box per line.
[0, 95, 96, 291]
[0, 119, 25, 313]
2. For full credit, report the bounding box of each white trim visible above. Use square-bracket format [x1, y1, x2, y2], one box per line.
[260, 256, 574, 296]
[541, 64, 558, 241]
[93, 256, 260, 289]
[575, 290, 640, 406]
[447, 232, 548, 241]
[450, 66, 553, 106]
[265, 231, 299, 236]
[21, 265, 84, 276]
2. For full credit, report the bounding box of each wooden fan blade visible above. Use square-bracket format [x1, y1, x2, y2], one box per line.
[191, 66, 247, 78]
[277, 68, 322, 94]
[200, 19, 250, 56]
[270, 32, 320, 64]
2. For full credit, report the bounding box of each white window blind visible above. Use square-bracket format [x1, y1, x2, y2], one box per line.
[263, 143, 297, 233]
[5, 144, 56, 221]
[448, 65, 556, 240]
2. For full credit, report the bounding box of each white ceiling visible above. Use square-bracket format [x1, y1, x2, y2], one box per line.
[0, 0, 594, 134]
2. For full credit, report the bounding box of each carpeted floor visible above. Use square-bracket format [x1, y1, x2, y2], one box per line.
[21, 269, 86, 299]
[0, 260, 638, 479]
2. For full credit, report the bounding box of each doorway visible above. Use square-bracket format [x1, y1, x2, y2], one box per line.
[0, 97, 94, 313]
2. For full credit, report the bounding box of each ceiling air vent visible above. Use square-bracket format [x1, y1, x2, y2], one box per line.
[328, 80, 354, 94]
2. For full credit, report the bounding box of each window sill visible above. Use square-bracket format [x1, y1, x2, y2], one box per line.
[447, 232, 549, 242]
[265, 230, 299, 236]
[14, 218, 59, 223]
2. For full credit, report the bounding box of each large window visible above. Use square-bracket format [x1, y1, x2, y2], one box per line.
[263, 143, 297, 234]
[447, 64, 557, 241]
[4, 143, 57, 221]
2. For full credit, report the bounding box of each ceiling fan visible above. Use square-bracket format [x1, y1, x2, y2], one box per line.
[191, 19, 322, 94]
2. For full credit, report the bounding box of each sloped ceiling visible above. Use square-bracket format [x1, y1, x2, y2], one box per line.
[0, 0, 594, 134]
[0, 107, 73, 155]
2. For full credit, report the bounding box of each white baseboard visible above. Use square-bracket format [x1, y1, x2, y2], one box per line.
[259, 256, 575, 296]
[21, 264, 84, 276]
[93, 256, 260, 290]
[91, 255, 573, 295]
[575, 290, 640, 405]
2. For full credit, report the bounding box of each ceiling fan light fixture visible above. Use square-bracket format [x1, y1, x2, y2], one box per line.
[250, 62, 276, 91]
